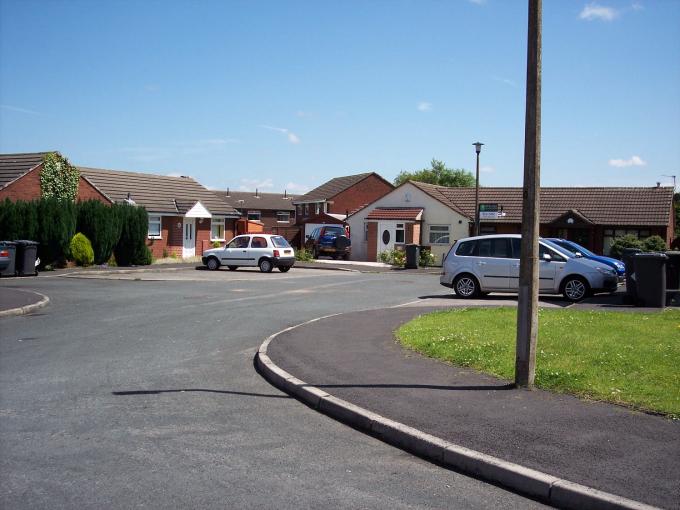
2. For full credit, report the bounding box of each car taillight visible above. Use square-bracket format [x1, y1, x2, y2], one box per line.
[273, 250, 280, 257]
[0, 250, 8, 257]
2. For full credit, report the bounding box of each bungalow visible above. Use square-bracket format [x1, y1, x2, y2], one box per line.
[292, 172, 394, 240]
[0, 152, 110, 203]
[79, 167, 240, 259]
[348, 181, 675, 262]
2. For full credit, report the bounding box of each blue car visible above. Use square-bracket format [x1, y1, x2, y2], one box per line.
[547, 238, 625, 279]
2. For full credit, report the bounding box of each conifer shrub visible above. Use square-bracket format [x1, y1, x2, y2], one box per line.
[70, 233, 94, 266]
[114, 205, 152, 266]
[77, 200, 123, 264]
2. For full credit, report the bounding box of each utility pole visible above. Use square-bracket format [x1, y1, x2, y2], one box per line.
[515, 0, 542, 388]
[473, 142, 484, 236]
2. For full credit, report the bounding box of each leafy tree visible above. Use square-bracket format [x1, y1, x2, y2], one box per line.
[393, 159, 475, 187]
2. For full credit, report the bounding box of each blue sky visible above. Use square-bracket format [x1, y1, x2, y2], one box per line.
[1, 0, 678, 193]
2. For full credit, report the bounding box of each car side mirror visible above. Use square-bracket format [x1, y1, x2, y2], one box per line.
[574, 251, 583, 258]
[305, 235, 310, 239]
[542, 253, 552, 262]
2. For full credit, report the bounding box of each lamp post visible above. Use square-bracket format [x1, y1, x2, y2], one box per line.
[473, 142, 484, 236]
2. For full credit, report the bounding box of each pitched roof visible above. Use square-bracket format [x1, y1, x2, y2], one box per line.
[293, 172, 391, 204]
[79, 167, 240, 217]
[213, 190, 296, 211]
[0, 152, 50, 189]
[409, 181, 674, 226]
[366, 207, 424, 221]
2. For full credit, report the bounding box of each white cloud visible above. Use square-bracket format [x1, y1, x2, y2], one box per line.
[239, 178, 274, 191]
[197, 138, 240, 145]
[481, 166, 495, 174]
[296, 110, 312, 118]
[631, 2, 643, 11]
[284, 181, 311, 193]
[144, 84, 160, 93]
[608, 155, 647, 167]
[166, 172, 183, 177]
[261, 125, 301, 144]
[492, 76, 517, 88]
[0, 104, 40, 115]
[468, 0, 486, 4]
[579, 3, 619, 21]
[417, 101, 432, 112]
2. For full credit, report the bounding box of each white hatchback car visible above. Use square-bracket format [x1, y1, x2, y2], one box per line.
[440, 234, 619, 302]
[202, 234, 295, 273]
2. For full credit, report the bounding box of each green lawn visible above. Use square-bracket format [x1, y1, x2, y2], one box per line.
[396, 307, 680, 418]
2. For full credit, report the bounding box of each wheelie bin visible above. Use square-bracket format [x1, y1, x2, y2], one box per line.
[14, 240, 39, 276]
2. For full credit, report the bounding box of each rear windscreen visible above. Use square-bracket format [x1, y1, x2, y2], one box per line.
[271, 236, 291, 248]
[323, 227, 344, 237]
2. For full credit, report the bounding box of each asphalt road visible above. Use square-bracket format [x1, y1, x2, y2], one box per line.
[0, 268, 547, 510]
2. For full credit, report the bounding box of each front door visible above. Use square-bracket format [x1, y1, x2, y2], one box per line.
[377, 221, 396, 255]
[183, 218, 195, 258]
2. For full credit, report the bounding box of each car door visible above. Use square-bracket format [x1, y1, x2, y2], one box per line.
[249, 235, 270, 266]
[474, 237, 511, 290]
[538, 242, 568, 292]
[220, 236, 255, 266]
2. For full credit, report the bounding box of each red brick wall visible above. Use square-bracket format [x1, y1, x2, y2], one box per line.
[327, 175, 394, 216]
[0, 165, 110, 204]
[196, 219, 211, 256]
[367, 222, 378, 261]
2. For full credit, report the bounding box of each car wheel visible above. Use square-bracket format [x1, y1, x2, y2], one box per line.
[206, 257, 220, 271]
[454, 274, 480, 299]
[228, 266, 238, 271]
[279, 266, 291, 273]
[259, 258, 273, 273]
[342, 253, 350, 261]
[563, 276, 589, 302]
[312, 248, 319, 259]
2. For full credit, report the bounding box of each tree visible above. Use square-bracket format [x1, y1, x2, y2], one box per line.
[393, 159, 475, 187]
[40, 152, 80, 201]
[674, 192, 679, 239]
[77, 200, 123, 264]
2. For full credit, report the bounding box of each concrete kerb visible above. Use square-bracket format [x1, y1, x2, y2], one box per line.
[0, 290, 50, 318]
[255, 311, 660, 510]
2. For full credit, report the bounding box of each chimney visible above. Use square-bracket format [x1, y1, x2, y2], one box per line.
[226, 187, 230, 197]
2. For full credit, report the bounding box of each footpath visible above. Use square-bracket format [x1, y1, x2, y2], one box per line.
[259, 306, 679, 510]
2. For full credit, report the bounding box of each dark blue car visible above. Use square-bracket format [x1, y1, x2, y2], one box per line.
[547, 238, 625, 279]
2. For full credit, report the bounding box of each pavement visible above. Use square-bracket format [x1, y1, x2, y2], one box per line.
[259, 303, 680, 510]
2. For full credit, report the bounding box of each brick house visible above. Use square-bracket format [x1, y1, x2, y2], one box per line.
[0, 152, 110, 203]
[348, 180, 675, 262]
[292, 172, 394, 240]
[79, 167, 240, 259]
[213, 190, 300, 244]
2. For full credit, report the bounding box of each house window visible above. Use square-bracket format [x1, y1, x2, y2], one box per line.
[276, 211, 290, 223]
[364, 222, 369, 242]
[148, 215, 162, 239]
[247, 211, 261, 221]
[304, 204, 309, 216]
[211, 218, 225, 240]
[480, 225, 497, 235]
[315, 203, 321, 215]
[396, 223, 405, 243]
[428, 225, 450, 244]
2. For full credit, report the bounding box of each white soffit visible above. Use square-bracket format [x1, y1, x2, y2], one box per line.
[185, 201, 212, 218]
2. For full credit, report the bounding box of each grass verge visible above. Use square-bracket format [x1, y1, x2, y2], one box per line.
[396, 307, 680, 418]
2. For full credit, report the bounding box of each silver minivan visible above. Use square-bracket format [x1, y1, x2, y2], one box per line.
[440, 234, 619, 302]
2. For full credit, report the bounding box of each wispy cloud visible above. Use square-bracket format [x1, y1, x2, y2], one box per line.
[284, 181, 311, 194]
[631, 2, 643, 11]
[0, 104, 40, 115]
[481, 165, 495, 174]
[261, 125, 301, 144]
[492, 76, 517, 88]
[119, 138, 239, 162]
[144, 84, 160, 93]
[579, 3, 619, 21]
[239, 178, 274, 191]
[608, 155, 646, 167]
[468, 0, 486, 5]
[417, 101, 432, 112]
[198, 138, 240, 145]
[296, 110, 312, 118]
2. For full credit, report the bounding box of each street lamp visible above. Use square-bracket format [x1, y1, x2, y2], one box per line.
[473, 142, 484, 236]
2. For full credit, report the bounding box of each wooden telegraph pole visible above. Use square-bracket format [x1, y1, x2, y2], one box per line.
[515, 0, 542, 388]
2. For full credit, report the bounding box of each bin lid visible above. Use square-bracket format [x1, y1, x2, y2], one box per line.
[634, 253, 668, 260]
[0, 240, 17, 246]
[13, 240, 39, 245]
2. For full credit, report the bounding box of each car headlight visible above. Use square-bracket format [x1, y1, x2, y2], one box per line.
[595, 266, 615, 276]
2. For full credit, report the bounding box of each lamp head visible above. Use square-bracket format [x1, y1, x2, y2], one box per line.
[473, 142, 484, 154]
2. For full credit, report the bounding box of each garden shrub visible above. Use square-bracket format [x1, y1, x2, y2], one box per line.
[37, 198, 76, 267]
[419, 247, 436, 267]
[609, 235, 644, 259]
[70, 233, 94, 266]
[114, 205, 151, 266]
[295, 248, 314, 261]
[40, 152, 79, 201]
[212, 240, 222, 248]
[642, 235, 667, 253]
[77, 200, 123, 264]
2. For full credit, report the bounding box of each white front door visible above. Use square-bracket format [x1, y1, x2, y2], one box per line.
[183, 218, 195, 258]
[377, 221, 397, 255]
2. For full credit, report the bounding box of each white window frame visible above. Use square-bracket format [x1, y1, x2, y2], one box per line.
[276, 211, 290, 223]
[364, 222, 369, 242]
[210, 217, 226, 241]
[428, 225, 450, 245]
[148, 215, 162, 239]
[315, 203, 321, 215]
[395, 223, 405, 244]
[247, 210, 261, 221]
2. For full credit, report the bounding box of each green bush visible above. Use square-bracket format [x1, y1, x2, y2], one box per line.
[609, 235, 644, 259]
[38, 198, 76, 267]
[77, 201, 123, 264]
[642, 235, 667, 252]
[70, 233, 94, 266]
[379, 248, 405, 267]
[114, 205, 151, 266]
[419, 247, 436, 267]
[295, 248, 314, 261]
[211, 240, 222, 248]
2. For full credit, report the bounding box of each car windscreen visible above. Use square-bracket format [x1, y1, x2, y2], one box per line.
[323, 227, 344, 237]
[541, 239, 574, 259]
[271, 236, 291, 248]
